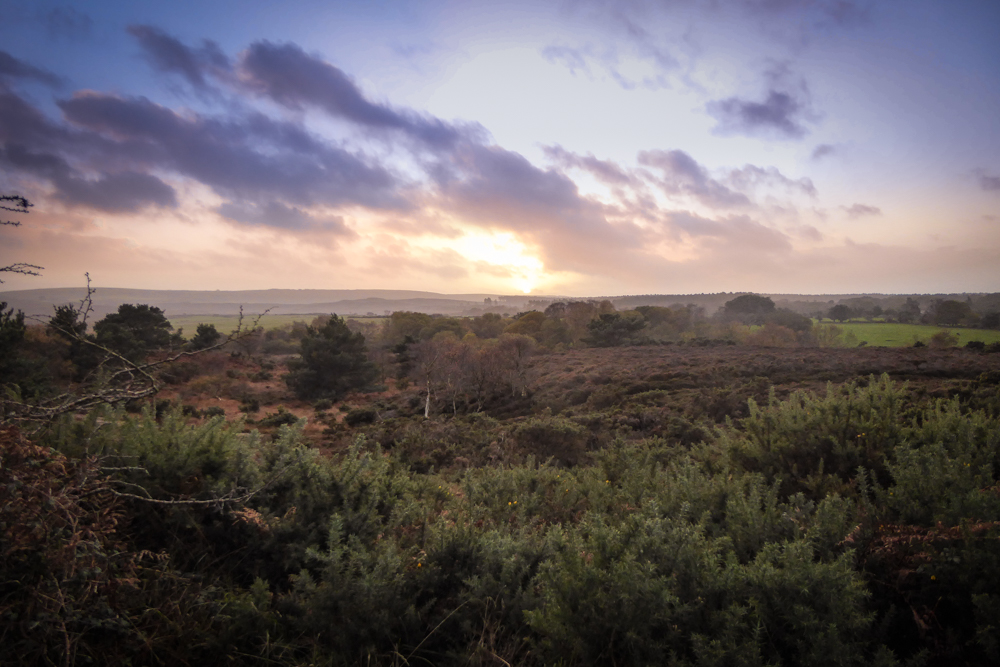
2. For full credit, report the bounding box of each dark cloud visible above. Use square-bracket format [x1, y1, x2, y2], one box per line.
[238, 41, 483, 149]
[0, 51, 62, 86]
[811, 143, 835, 160]
[843, 203, 881, 218]
[638, 149, 751, 208]
[43, 7, 93, 40]
[57, 91, 402, 209]
[218, 201, 354, 234]
[56, 170, 177, 212]
[707, 64, 817, 139]
[128, 25, 229, 91]
[0, 143, 176, 212]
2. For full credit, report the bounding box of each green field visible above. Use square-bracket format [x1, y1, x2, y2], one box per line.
[818, 321, 1000, 347]
[167, 313, 384, 335]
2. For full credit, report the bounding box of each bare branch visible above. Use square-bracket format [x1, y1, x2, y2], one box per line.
[2, 280, 272, 424]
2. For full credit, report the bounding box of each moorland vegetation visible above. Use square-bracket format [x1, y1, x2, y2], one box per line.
[2, 289, 1000, 666]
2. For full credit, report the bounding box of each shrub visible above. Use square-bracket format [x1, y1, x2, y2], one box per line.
[344, 407, 377, 426]
[258, 408, 300, 428]
[514, 415, 588, 466]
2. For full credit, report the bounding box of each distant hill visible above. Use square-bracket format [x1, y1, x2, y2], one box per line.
[2, 287, 996, 323]
[0, 287, 543, 320]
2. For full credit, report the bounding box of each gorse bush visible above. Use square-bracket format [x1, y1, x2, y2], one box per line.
[10, 373, 1000, 665]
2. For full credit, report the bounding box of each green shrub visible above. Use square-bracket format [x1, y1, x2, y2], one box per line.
[345, 407, 377, 426]
[514, 415, 588, 466]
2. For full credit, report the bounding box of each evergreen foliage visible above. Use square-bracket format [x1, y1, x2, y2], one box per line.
[7, 373, 1000, 665]
[286, 315, 378, 400]
[93, 303, 173, 362]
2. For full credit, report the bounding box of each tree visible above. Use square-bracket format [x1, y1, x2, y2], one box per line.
[189, 323, 221, 350]
[933, 299, 973, 326]
[898, 298, 921, 324]
[766, 309, 814, 333]
[286, 315, 377, 400]
[1, 195, 43, 282]
[723, 294, 775, 324]
[584, 312, 646, 347]
[93, 304, 173, 363]
[827, 304, 853, 322]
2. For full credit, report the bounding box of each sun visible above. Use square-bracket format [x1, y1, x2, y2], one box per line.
[455, 231, 544, 293]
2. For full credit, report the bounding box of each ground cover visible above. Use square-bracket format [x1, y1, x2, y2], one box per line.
[5, 339, 1000, 666]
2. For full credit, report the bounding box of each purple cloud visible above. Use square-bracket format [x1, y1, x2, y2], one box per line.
[811, 143, 836, 160]
[976, 169, 1000, 192]
[128, 25, 229, 92]
[0, 50, 62, 86]
[725, 164, 817, 198]
[0, 143, 176, 212]
[638, 149, 751, 208]
[543, 145, 637, 186]
[218, 201, 355, 235]
[707, 64, 818, 140]
[843, 203, 882, 218]
[238, 41, 483, 149]
[58, 91, 401, 209]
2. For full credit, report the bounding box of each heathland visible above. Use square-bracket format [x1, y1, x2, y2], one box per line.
[2, 292, 1000, 666]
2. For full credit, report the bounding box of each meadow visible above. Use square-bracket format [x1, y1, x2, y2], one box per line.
[816, 321, 1000, 347]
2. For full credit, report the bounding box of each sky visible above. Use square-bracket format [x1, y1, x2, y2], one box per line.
[1, 0, 998, 297]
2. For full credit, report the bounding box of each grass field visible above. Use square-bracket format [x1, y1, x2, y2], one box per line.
[168, 313, 386, 335]
[818, 321, 1000, 347]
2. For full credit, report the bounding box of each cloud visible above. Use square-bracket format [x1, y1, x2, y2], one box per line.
[57, 91, 402, 209]
[0, 143, 177, 212]
[975, 169, 1000, 192]
[237, 41, 483, 149]
[666, 210, 793, 253]
[842, 203, 882, 218]
[638, 149, 751, 208]
[541, 45, 593, 77]
[217, 201, 355, 235]
[707, 64, 818, 139]
[0, 51, 62, 87]
[543, 145, 637, 186]
[128, 25, 229, 92]
[811, 143, 836, 160]
[725, 164, 817, 198]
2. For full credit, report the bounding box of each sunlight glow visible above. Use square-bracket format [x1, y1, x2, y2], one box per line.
[455, 231, 545, 294]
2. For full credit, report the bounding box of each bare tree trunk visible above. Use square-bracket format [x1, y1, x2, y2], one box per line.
[424, 378, 432, 418]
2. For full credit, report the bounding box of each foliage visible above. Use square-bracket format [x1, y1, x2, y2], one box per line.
[190, 322, 222, 350]
[9, 337, 1000, 666]
[286, 314, 377, 400]
[93, 303, 174, 362]
[724, 294, 776, 322]
[584, 311, 647, 347]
